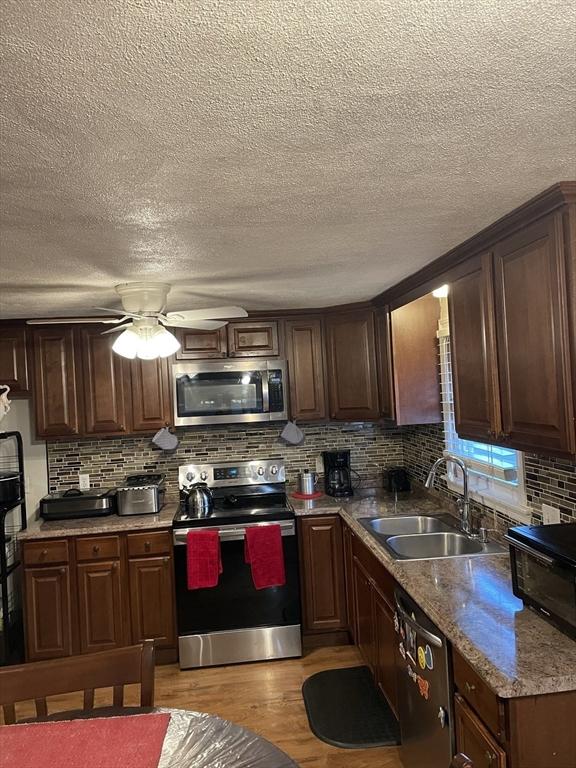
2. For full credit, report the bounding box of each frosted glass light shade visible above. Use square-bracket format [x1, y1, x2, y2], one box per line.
[112, 329, 139, 358]
[151, 327, 181, 358]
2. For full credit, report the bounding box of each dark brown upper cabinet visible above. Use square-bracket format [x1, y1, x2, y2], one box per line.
[325, 309, 380, 421]
[174, 327, 227, 359]
[493, 213, 574, 455]
[79, 327, 128, 435]
[130, 357, 172, 432]
[32, 327, 81, 438]
[0, 322, 30, 396]
[449, 253, 502, 443]
[375, 309, 395, 420]
[227, 320, 279, 357]
[285, 317, 327, 421]
[388, 294, 442, 425]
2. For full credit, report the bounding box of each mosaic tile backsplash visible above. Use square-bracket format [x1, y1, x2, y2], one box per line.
[47, 421, 575, 526]
[48, 421, 405, 495]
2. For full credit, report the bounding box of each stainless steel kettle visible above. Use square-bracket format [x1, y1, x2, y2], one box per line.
[187, 482, 214, 518]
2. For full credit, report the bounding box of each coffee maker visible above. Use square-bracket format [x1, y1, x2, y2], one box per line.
[323, 450, 354, 497]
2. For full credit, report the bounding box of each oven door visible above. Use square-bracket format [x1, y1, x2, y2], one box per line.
[173, 521, 301, 667]
[506, 536, 576, 639]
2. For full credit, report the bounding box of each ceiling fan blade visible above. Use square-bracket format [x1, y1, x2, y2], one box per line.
[94, 306, 146, 321]
[101, 323, 133, 335]
[26, 316, 128, 325]
[166, 306, 248, 322]
[162, 318, 227, 330]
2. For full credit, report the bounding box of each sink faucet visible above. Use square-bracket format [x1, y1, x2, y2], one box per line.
[424, 454, 478, 537]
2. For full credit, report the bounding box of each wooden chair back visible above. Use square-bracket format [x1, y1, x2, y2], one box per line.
[0, 640, 155, 725]
[450, 754, 475, 768]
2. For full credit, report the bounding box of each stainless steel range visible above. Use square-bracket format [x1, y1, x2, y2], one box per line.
[173, 459, 302, 669]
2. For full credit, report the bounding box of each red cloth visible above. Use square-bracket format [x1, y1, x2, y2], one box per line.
[244, 524, 286, 589]
[0, 712, 170, 768]
[187, 528, 222, 589]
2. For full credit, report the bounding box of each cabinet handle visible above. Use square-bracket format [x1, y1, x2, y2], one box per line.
[163, 557, 169, 564]
[485, 751, 495, 766]
[60, 568, 66, 574]
[464, 681, 476, 693]
[92, 545, 100, 554]
[144, 541, 151, 552]
[41, 549, 48, 557]
[112, 562, 118, 570]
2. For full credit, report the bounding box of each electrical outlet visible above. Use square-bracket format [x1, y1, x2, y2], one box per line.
[78, 473, 90, 490]
[542, 504, 561, 525]
[315, 456, 324, 474]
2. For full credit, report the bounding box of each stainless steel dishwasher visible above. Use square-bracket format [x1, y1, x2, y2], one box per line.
[394, 586, 454, 768]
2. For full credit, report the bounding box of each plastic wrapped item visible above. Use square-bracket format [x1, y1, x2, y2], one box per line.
[158, 708, 298, 768]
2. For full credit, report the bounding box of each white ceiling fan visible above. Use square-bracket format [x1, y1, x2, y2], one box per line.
[26, 282, 248, 360]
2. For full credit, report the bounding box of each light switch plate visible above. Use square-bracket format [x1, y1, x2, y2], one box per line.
[542, 503, 561, 525]
[315, 456, 324, 474]
[78, 473, 90, 490]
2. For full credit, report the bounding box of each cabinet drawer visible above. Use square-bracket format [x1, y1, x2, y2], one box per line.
[453, 648, 503, 739]
[127, 531, 171, 558]
[76, 536, 121, 561]
[455, 693, 507, 768]
[23, 539, 69, 566]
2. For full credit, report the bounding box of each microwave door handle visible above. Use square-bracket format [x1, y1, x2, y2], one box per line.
[503, 535, 556, 566]
[394, 596, 443, 648]
[262, 371, 270, 414]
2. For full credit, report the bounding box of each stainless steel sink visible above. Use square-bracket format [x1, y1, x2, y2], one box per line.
[365, 516, 453, 536]
[386, 532, 485, 560]
[357, 515, 506, 560]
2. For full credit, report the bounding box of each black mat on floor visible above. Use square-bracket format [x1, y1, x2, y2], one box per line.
[301, 665, 401, 749]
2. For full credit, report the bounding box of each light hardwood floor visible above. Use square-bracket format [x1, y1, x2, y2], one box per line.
[8, 646, 403, 767]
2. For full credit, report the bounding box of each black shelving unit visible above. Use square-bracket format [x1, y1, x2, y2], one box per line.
[0, 430, 27, 666]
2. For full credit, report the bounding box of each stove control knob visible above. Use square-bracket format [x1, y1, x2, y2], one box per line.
[186, 472, 195, 482]
[257, 466, 265, 476]
[200, 471, 208, 482]
[270, 464, 278, 475]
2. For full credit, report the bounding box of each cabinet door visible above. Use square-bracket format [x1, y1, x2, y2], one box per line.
[77, 560, 125, 653]
[80, 328, 128, 434]
[24, 566, 72, 660]
[455, 693, 507, 768]
[175, 327, 227, 359]
[390, 294, 442, 425]
[376, 309, 395, 420]
[0, 323, 30, 395]
[227, 321, 279, 357]
[342, 524, 356, 640]
[449, 253, 501, 443]
[32, 327, 81, 437]
[129, 556, 176, 648]
[299, 516, 347, 632]
[373, 586, 398, 716]
[285, 317, 327, 421]
[353, 556, 374, 671]
[493, 214, 575, 455]
[130, 357, 172, 432]
[326, 310, 380, 420]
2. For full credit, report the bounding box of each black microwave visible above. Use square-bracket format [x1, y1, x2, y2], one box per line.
[505, 523, 576, 640]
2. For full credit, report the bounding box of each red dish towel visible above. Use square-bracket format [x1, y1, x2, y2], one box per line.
[0, 712, 170, 768]
[187, 529, 222, 589]
[244, 524, 286, 589]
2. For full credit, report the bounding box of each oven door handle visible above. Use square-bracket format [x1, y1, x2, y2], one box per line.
[503, 535, 556, 566]
[173, 520, 295, 545]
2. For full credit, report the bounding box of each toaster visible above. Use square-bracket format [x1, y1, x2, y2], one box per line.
[116, 473, 166, 516]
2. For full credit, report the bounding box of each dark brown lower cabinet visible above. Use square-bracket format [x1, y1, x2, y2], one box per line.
[77, 560, 125, 653]
[372, 585, 398, 717]
[353, 556, 375, 672]
[24, 565, 72, 661]
[342, 523, 356, 641]
[298, 516, 347, 634]
[455, 693, 506, 768]
[129, 556, 176, 648]
[23, 530, 176, 662]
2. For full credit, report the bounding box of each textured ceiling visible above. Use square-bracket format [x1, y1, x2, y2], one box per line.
[1, 0, 575, 318]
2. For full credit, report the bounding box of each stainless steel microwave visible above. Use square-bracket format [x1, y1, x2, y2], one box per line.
[172, 359, 288, 426]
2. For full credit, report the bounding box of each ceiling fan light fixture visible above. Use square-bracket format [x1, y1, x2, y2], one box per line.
[149, 327, 181, 358]
[112, 329, 139, 359]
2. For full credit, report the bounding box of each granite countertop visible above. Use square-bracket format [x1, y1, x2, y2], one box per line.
[18, 503, 178, 540]
[293, 489, 576, 699]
